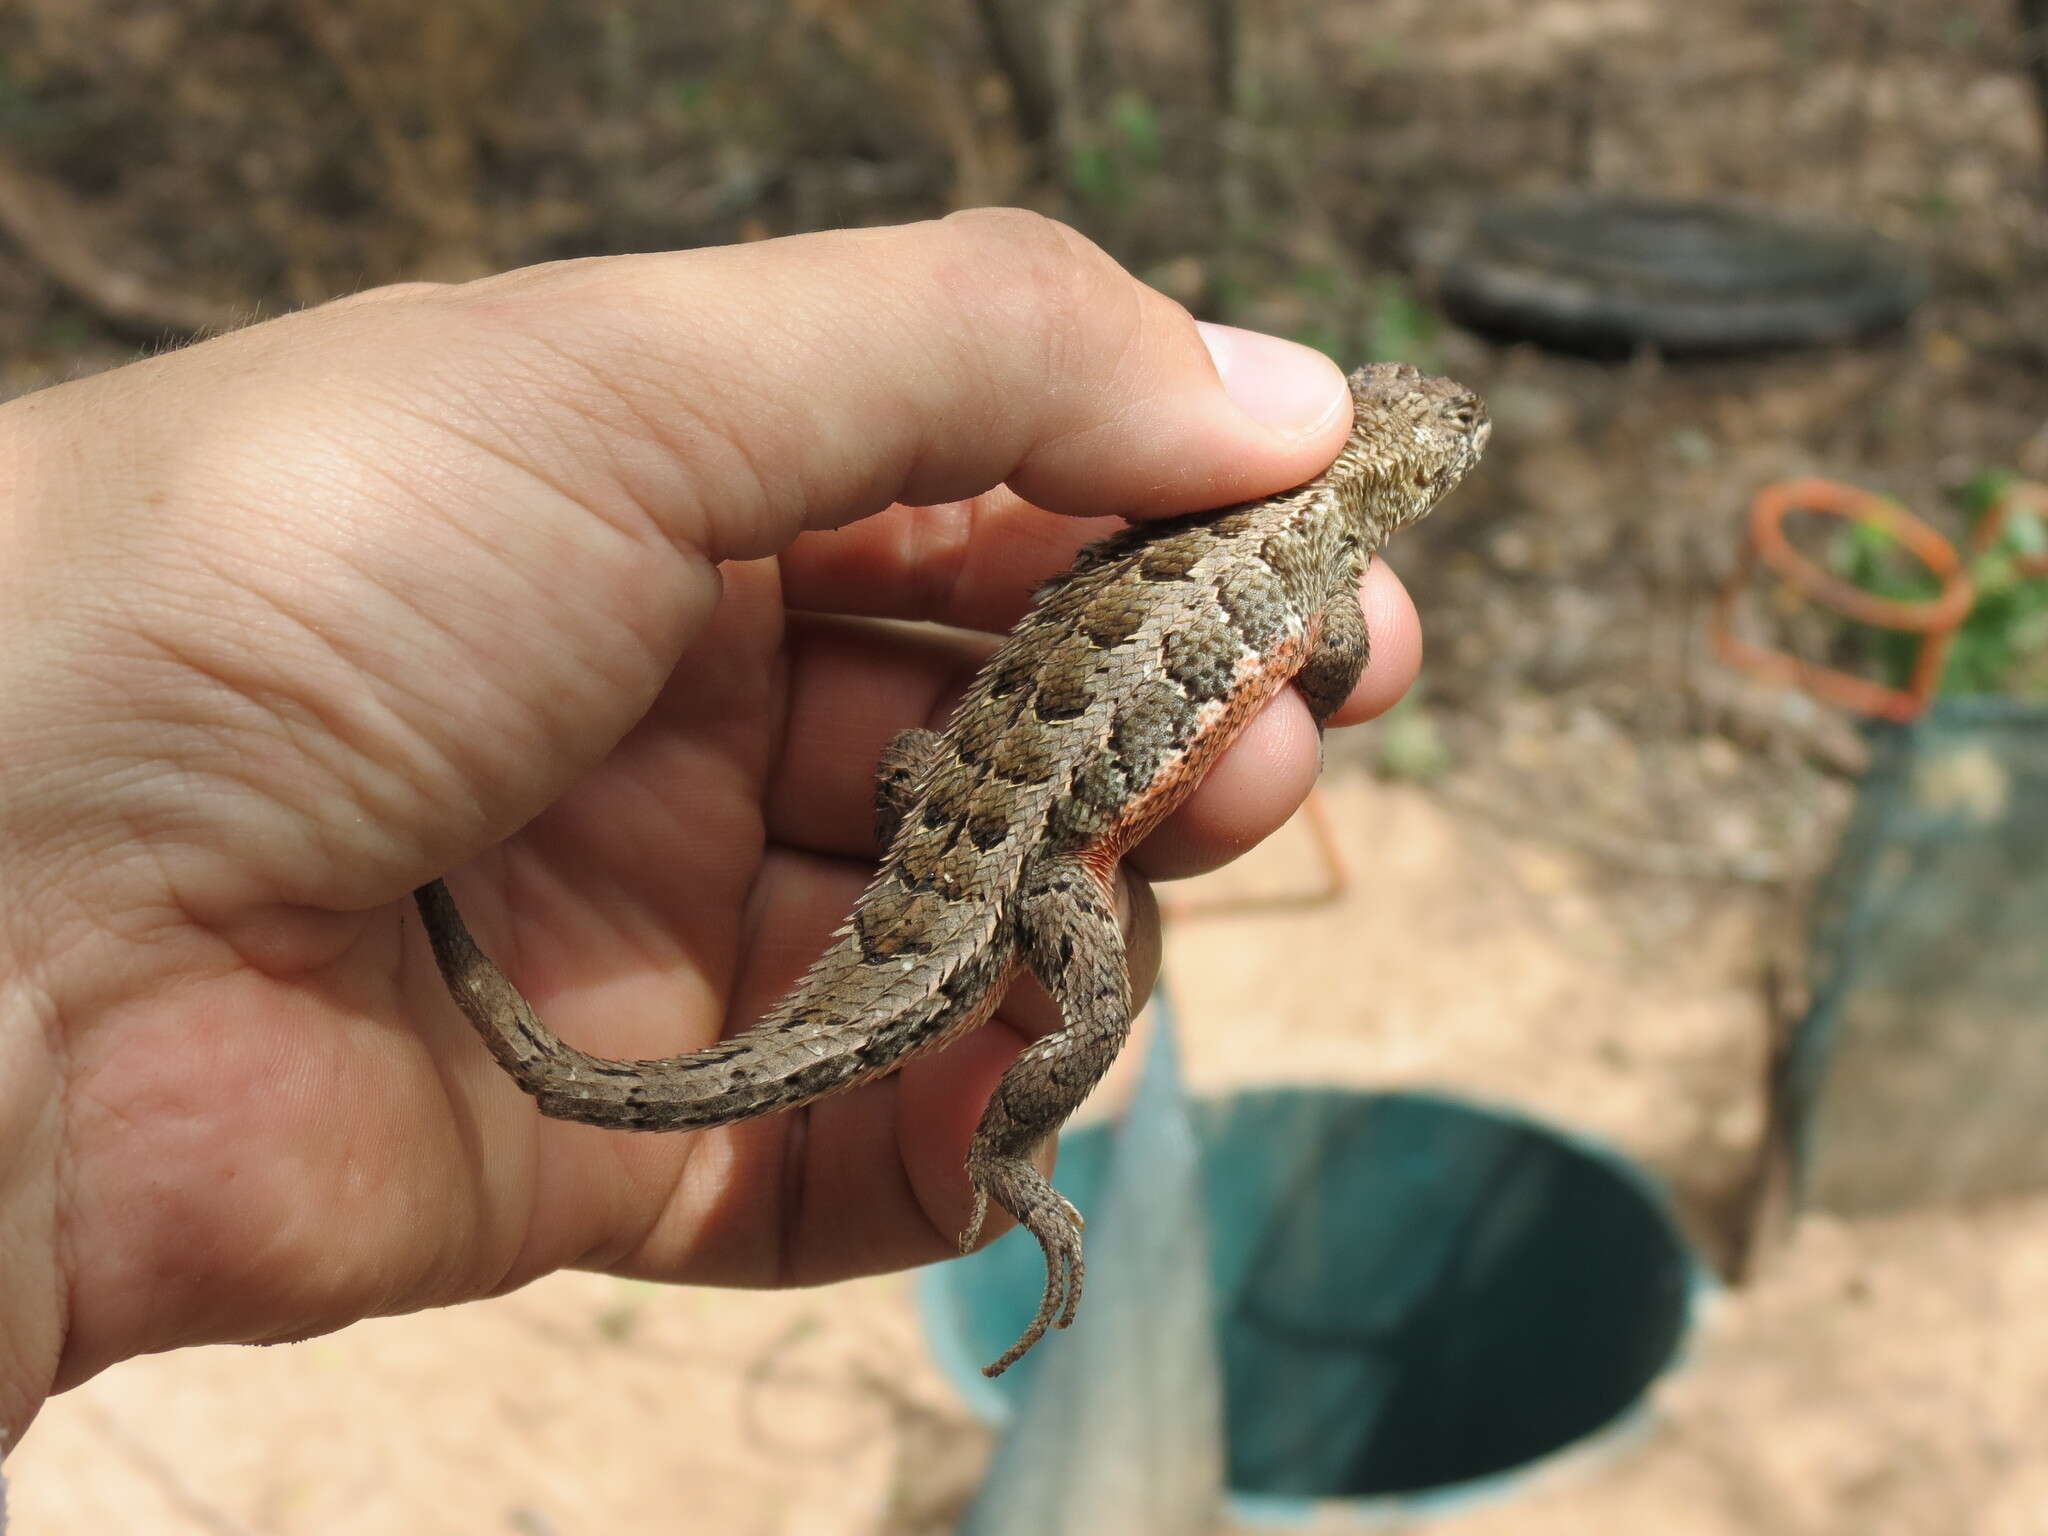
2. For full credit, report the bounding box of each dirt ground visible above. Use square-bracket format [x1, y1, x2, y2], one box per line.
[10, 775, 2047, 1534]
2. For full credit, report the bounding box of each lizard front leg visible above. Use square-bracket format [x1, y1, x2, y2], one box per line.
[965, 856, 1132, 1377]
[1293, 573, 1372, 729]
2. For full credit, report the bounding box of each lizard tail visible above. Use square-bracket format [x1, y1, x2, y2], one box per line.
[414, 879, 1010, 1131]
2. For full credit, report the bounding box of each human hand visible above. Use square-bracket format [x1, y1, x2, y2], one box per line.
[0, 210, 1421, 1441]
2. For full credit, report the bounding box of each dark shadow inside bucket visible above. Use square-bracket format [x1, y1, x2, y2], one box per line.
[931, 1088, 1697, 1503]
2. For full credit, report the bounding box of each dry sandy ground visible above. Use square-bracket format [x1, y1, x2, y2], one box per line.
[9, 776, 2046, 1534]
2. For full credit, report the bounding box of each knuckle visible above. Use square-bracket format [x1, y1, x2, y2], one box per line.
[940, 207, 1104, 276]
[933, 208, 1128, 369]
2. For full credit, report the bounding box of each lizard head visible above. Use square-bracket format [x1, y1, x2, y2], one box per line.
[1339, 362, 1490, 540]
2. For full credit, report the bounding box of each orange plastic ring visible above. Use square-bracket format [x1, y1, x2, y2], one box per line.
[1712, 478, 1973, 722]
[1749, 478, 1973, 631]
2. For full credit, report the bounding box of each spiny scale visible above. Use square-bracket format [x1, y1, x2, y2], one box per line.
[415, 362, 1489, 1375]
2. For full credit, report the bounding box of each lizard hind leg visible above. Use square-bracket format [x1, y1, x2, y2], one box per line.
[967, 857, 1133, 1377]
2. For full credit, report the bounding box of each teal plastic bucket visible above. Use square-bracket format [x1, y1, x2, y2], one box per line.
[921, 1088, 1701, 1519]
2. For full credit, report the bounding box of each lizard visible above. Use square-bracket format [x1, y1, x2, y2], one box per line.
[413, 361, 1490, 1377]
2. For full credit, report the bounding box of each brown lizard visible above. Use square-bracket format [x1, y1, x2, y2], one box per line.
[414, 361, 1489, 1376]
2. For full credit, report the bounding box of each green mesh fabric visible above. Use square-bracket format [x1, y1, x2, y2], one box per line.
[1784, 698, 2048, 1210]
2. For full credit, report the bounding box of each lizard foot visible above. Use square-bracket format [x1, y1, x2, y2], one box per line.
[968, 1157, 1087, 1377]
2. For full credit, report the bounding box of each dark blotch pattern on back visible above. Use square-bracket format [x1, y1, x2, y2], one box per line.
[952, 709, 1007, 767]
[1160, 614, 1243, 704]
[989, 716, 1058, 786]
[919, 768, 976, 830]
[1050, 753, 1133, 846]
[1081, 589, 1147, 648]
[855, 885, 939, 959]
[1032, 648, 1095, 721]
[1261, 528, 1319, 607]
[1031, 567, 1105, 625]
[1215, 563, 1290, 649]
[932, 838, 989, 897]
[985, 650, 1038, 699]
[892, 832, 944, 890]
[1138, 540, 1202, 583]
[1109, 678, 1189, 786]
[964, 778, 1016, 853]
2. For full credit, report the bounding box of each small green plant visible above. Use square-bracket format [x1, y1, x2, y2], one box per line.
[1827, 472, 2048, 698]
[1269, 269, 1439, 372]
[1108, 90, 1161, 167]
[1365, 276, 1440, 369]
[1068, 89, 1162, 210]
[1949, 471, 2048, 695]
[1373, 691, 1453, 782]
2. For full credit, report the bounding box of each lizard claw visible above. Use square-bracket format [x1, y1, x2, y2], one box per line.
[958, 1189, 989, 1255]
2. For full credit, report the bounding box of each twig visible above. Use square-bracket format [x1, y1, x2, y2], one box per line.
[2019, 0, 2048, 181]
[0, 155, 242, 339]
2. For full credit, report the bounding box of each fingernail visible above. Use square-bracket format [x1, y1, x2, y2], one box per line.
[1196, 322, 1349, 438]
